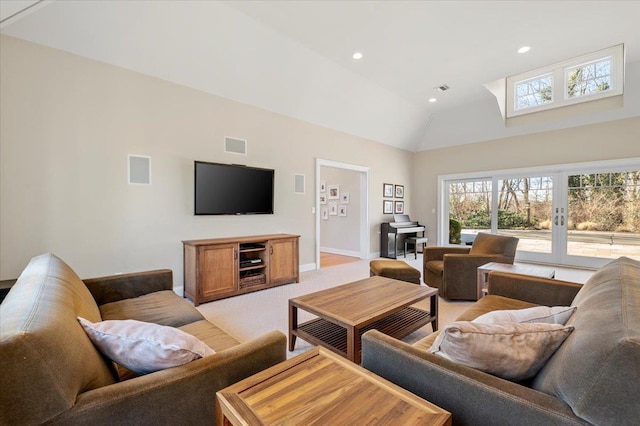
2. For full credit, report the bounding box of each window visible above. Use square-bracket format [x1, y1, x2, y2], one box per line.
[515, 74, 553, 111]
[566, 57, 611, 99]
[505, 44, 624, 118]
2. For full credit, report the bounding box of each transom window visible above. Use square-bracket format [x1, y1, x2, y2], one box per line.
[515, 74, 553, 111]
[505, 44, 623, 117]
[566, 57, 611, 99]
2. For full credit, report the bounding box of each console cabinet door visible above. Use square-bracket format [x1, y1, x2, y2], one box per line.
[199, 243, 238, 300]
[269, 238, 299, 285]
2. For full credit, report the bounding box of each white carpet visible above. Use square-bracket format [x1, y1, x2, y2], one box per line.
[196, 256, 474, 358]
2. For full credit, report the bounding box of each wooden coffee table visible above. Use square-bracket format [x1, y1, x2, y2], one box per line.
[216, 347, 451, 425]
[289, 276, 438, 364]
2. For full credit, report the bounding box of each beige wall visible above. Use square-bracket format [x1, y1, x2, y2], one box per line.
[0, 36, 414, 283]
[319, 166, 361, 255]
[412, 117, 640, 244]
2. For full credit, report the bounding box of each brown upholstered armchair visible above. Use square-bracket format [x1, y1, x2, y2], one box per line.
[423, 232, 519, 300]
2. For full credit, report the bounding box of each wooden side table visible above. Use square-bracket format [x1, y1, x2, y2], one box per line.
[477, 262, 556, 299]
[216, 347, 451, 425]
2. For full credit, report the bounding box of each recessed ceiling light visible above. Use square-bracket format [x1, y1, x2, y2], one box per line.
[518, 46, 531, 54]
[352, 52, 363, 60]
[429, 98, 437, 103]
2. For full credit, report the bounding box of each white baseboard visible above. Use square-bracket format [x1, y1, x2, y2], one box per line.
[300, 263, 316, 273]
[320, 247, 361, 258]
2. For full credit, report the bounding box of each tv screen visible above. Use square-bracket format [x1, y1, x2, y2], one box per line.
[194, 161, 274, 215]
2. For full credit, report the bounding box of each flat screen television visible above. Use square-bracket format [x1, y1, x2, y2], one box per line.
[194, 161, 275, 215]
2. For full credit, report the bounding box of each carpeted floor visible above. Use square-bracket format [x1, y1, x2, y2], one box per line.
[196, 255, 474, 358]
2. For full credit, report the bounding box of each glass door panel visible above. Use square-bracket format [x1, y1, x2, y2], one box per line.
[497, 176, 554, 261]
[566, 171, 640, 265]
[447, 180, 491, 245]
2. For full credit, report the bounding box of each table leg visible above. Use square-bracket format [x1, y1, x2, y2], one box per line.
[347, 326, 356, 363]
[430, 293, 439, 332]
[288, 303, 297, 352]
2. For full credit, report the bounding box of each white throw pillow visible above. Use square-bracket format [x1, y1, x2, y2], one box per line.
[473, 306, 576, 325]
[429, 321, 574, 380]
[78, 317, 215, 374]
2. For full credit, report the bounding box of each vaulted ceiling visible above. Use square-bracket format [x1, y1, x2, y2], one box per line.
[2, 0, 639, 152]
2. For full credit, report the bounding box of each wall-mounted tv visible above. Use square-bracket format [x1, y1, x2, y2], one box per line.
[194, 161, 274, 215]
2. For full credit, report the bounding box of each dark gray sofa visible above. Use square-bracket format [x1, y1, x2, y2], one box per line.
[362, 256, 640, 425]
[0, 253, 286, 425]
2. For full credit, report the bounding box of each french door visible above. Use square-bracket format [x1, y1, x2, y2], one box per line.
[441, 159, 640, 268]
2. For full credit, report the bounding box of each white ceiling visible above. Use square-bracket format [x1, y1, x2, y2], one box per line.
[2, 0, 639, 152]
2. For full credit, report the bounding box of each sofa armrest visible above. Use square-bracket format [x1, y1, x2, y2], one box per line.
[83, 269, 174, 305]
[487, 271, 582, 306]
[361, 330, 587, 426]
[47, 330, 287, 425]
[424, 246, 470, 262]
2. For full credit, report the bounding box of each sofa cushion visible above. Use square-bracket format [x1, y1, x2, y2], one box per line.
[532, 257, 640, 424]
[430, 321, 574, 381]
[0, 253, 117, 425]
[424, 260, 444, 275]
[473, 306, 576, 325]
[78, 317, 215, 375]
[412, 295, 539, 351]
[179, 319, 241, 352]
[100, 290, 204, 327]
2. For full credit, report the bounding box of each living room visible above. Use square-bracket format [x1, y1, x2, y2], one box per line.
[1, 1, 639, 425]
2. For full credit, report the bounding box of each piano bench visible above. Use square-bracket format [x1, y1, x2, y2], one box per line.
[369, 260, 421, 285]
[405, 237, 428, 259]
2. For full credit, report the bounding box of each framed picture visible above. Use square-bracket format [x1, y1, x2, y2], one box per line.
[394, 201, 404, 214]
[341, 192, 350, 204]
[321, 208, 328, 220]
[383, 183, 394, 198]
[328, 185, 340, 200]
[320, 181, 326, 192]
[395, 185, 404, 198]
[338, 205, 347, 217]
[329, 202, 338, 215]
[319, 194, 327, 204]
[383, 200, 394, 214]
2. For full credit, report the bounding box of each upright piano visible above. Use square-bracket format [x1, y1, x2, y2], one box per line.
[380, 215, 426, 259]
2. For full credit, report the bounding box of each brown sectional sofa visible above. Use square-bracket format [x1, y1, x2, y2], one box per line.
[0, 253, 286, 425]
[363, 256, 640, 425]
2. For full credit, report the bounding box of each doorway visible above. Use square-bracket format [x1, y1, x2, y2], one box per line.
[315, 159, 369, 270]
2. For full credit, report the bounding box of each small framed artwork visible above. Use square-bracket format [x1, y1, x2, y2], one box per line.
[319, 194, 327, 204]
[395, 201, 404, 214]
[329, 202, 338, 215]
[395, 185, 404, 198]
[383, 200, 394, 214]
[328, 185, 340, 200]
[341, 192, 350, 204]
[320, 181, 326, 192]
[321, 208, 329, 220]
[339, 205, 347, 217]
[383, 183, 394, 198]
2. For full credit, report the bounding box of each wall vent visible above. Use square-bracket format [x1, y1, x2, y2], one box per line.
[224, 137, 247, 155]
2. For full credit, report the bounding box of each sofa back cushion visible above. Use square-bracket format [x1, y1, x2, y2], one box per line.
[469, 232, 519, 259]
[0, 253, 117, 424]
[532, 256, 640, 424]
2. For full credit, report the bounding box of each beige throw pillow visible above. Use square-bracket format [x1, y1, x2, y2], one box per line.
[429, 321, 574, 380]
[78, 317, 215, 374]
[473, 306, 576, 325]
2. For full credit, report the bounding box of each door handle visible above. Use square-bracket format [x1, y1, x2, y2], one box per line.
[554, 215, 558, 226]
[561, 215, 565, 226]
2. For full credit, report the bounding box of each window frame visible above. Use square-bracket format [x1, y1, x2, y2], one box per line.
[506, 44, 624, 118]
